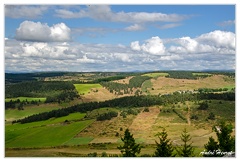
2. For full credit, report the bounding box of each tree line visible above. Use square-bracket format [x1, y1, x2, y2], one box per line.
[100, 75, 151, 95]
[5, 81, 80, 105]
[12, 91, 235, 124]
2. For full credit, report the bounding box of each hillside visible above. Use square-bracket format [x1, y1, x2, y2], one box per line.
[5, 71, 235, 157]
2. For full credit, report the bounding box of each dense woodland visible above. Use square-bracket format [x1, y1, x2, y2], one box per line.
[5, 81, 79, 104]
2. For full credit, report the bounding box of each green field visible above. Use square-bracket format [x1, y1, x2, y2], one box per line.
[5, 97, 46, 102]
[141, 79, 152, 94]
[6, 117, 94, 148]
[63, 137, 94, 145]
[142, 72, 169, 78]
[74, 84, 102, 95]
[5, 105, 62, 122]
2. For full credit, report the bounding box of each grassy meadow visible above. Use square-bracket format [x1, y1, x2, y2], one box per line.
[74, 84, 102, 95]
[142, 72, 169, 78]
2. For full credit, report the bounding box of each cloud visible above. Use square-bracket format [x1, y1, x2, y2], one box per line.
[130, 41, 141, 51]
[156, 23, 182, 29]
[125, 24, 144, 31]
[131, 36, 166, 55]
[15, 21, 71, 42]
[196, 30, 235, 49]
[77, 55, 97, 63]
[5, 5, 48, 19]
[55, 5, 189, 23]
[5, 30, 235, 72]
[169, 30, 235, 54]
[217, 20, 235, 27]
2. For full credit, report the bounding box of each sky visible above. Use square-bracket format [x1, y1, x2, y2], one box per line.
[4, 4, 236, 72]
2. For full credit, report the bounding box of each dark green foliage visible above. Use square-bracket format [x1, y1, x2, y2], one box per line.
[100, 75, 151, 95]
[140, 154, 152, 157]
[176, 128, 195, 157]
[203, 137, 220, 157]
[208, 112, 215, 120]
[166, 71, 196, 80]
[13, 92, 235, 124]
[101, 152, 108, 157]
[5, 81, 79, 103]
[198, 101, 208, 110]
[198, 88, 229, 93]
[143, 107, 149, 112]
[154, 128, 175, 157]
[96, 111, 118, 121]
[87, 152, 97, 157]
[203, 121, 235, 157]
[190, 114, 198, 120]
[213, 121, 235, 152]
[95, 76, 126, 82]
[117, 129, 141, 157]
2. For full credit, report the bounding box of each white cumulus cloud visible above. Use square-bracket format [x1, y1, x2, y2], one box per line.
[131, 36, 166, 55]
[169, 30, 235, 55]
[196, 30, 235, 49]
[15, 21, 71, 42]
[130, 41, 141, 51]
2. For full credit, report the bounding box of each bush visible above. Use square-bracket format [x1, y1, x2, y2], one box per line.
[87, 152, 97, 157]
[198, 101, 208, 110]
[101, 152, 108, 157]
[190, 115, 198, 120]
[208, 112, 215, 120]
[143, 107, 150, 112]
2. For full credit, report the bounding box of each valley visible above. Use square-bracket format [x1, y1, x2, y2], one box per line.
[5, 71, 235, 157]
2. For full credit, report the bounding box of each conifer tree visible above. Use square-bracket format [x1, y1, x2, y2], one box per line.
[203, 137, 220, 157]
[214, 121, 235, 152]
[154, 128, 175, 157]
[204, 121, 235, 157]
[117, 129, 141, 157]
[176, 128, 194, 157]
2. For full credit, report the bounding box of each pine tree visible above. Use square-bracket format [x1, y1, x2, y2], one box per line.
[214, 121, 235, 152]
[203, 137, 220, 157]
[154, 128, 175, 157]
[117, 129, 141, 157]
[203, 121, 235, 157]
[176, 128, 194, 157]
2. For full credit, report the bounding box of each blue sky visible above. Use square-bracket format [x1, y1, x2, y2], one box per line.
[4, 5, 235, 72]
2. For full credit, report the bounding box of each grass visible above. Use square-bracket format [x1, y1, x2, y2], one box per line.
[6, 112, 87, 131]
[5, 97, 46, 102]
[74, 84, 102, 95]
[5, 104, 61, 122]
[142, 72, 169, 78]
[64, 137, 94, 145]
[5, 119, 94, 148]
[191, 100, 235, 123]
[141, 79, 152, 94]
